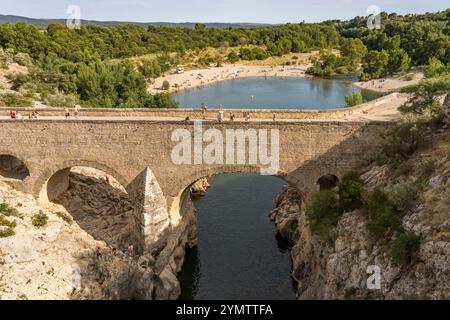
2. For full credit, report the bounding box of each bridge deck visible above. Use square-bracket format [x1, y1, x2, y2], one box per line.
[0, 92, 407, 123]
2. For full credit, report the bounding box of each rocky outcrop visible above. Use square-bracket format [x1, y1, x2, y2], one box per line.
[270, 131, 450, 300]
[190, 178, 210, 197]
[0, 167, 197, 300]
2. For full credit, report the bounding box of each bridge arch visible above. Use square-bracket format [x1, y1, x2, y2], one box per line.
[0, 153, 31, 181]
[35, 160, 129, 203]
[317, 174, 339, 191]
[167, 165, 305, 227]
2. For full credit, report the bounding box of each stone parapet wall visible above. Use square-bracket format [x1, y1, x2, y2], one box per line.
[0, 93, 399, 121]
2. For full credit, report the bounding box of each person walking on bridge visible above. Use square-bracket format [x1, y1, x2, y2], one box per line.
[201, 103, 208, 120]
[64, 107, 70, 119]
[74, 104, 81, 118]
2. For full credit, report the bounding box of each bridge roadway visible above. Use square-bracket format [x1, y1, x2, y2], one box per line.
[0, 96, 402, 250]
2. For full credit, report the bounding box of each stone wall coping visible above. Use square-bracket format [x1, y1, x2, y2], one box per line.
[0, 93, 398, 115]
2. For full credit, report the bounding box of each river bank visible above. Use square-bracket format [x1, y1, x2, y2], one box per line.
[354, 71, 424, 93]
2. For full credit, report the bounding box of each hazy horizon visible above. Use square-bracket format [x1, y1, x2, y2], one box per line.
[0, 0, 448, 24]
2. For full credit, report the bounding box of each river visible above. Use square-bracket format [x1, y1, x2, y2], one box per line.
[179, 173, 296, 300]
[173, 76, 380, 109]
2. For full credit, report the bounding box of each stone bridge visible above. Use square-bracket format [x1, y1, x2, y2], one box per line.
[0, 115, 393, 251]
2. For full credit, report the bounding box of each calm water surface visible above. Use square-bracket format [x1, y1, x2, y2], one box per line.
[174, 76, 380, 109]
[179, 174, 296, 300]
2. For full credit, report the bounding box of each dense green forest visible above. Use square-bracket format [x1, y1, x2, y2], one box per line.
[0, 9, 448, 108]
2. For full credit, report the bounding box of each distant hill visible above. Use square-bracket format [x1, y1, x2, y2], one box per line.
[0, 14, 272, 29]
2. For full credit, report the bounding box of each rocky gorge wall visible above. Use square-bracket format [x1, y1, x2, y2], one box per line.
[269, 131, 450, 300]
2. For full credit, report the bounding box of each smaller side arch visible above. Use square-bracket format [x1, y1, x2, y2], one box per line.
[317, 174, 339, 191]
[0, 153, 31, 181]
[34, 160, 129, 203]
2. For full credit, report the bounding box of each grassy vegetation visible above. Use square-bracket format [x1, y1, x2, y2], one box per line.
[55, 212, 72, 225]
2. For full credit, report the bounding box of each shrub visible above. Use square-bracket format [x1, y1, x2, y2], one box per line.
[0, 228, 15, 238]
[42, 91, 78, 108]
[0, 215, 17, 228]
[307, 190, 340, 244]
[0, 93, 33, 108]
[386, 183, 419, 212]
[391, 231, 420, 266]
[162, 80, 170, 91]
[339, 172, 364, 212]
[365, 188, 400, 239]
[345, 92, 363, 107]
[227, 51, 240, 64]
[395, 163, 413, 176]
[377, 122, 426, 166]
[32, 211, 48, 228]
[13, 53, 33, 67]
[0, 203, 20, 217]
[0, 209, 17, 238]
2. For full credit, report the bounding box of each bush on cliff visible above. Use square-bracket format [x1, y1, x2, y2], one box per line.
[377, 121, 427, 167]
[365, 188, 400, 239]
[338, 172, 365, 212]
[32, 211, 48, 228]
[307, 190, 340, 244]
[0, 203, 20, 217]
[391, 230, 420, 266]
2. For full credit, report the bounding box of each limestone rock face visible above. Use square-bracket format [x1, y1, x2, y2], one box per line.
[270, 131, 450, 300]
[0, 168, 197, 300]
[269, 187, 301, 244]
[190, 178, 210, 197]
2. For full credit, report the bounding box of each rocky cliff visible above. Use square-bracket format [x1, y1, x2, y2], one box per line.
[270, 130, 449, 300]
[0, 167, 196, 300]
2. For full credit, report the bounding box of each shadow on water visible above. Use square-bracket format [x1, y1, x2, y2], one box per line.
[179, 173, 296, 301]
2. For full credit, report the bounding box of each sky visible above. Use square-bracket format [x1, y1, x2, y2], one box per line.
[1, 0, 449, 24]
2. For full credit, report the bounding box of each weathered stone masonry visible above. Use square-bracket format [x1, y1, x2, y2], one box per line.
[0, 119, 392, 250]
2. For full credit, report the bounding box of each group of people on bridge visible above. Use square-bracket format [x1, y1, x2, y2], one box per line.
[196, 103, 277, 123]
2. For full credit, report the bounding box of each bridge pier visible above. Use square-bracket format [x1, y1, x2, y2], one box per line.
[127, 167, 171, 252]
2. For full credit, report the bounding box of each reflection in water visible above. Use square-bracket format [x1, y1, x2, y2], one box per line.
[174, 76, 381, 109]
[179, 174, 296, 300]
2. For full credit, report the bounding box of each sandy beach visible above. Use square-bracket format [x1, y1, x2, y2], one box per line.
[149, 64, 311, 94]
[354, 71, 424, 93]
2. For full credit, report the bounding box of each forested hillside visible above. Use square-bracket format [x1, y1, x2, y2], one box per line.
[0, 9, 448, 108]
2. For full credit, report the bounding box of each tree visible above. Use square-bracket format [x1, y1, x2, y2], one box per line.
[361, 50, 389, 80]
[227, 51, 239, 64]
[340, 38, 366, 71]
[162, 80, 170, 91]
[399, 76, 450, 117]
[387, 48, 410, 74]
[195, 23, 206, 32]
